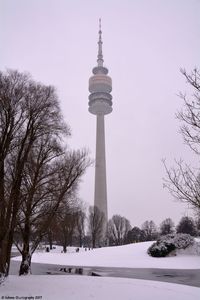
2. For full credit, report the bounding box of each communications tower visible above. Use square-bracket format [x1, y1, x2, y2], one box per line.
[88, 19, 113, 235]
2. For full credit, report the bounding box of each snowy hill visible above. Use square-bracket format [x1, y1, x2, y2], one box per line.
[13, 240, 200, 269]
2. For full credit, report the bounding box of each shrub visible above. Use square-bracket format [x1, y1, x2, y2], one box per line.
[148, 233, 194, 257]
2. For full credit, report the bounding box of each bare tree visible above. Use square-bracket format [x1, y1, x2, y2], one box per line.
[54, 197, 80, 253]
[0, 71, 30, 278]
[163, 68, 200, 212]
[141, 220, 158, 241]
[57, 212, 77, 253]
[163, 160, 200, 211]
[0, 70, 90, 278]
[75, 201, 86, 247]
[45, 199, 86, 249]
[159, 218, 175, 235]
[88, 206, 105, 248]
[177, 69, 200, 155]
[0, 70, 69, 278]
[14, 149, 90, 275]
[107, 215, 131, 245]
[13, 134, 62, 274]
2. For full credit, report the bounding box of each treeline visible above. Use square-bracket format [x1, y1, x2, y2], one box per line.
[126, 216, 200, 244]
[34, 208, 200, 252]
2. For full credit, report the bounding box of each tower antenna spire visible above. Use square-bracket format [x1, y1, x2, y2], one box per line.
[97, 18, 103, 66]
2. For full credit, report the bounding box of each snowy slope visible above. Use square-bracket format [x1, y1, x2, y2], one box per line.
[13, 241, 200, 269]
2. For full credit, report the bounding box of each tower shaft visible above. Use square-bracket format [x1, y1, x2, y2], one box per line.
[94, 114, 108, 223]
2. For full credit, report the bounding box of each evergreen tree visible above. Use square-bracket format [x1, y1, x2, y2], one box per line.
[160, 218, 175, 235]
[176, 216, 197, 236]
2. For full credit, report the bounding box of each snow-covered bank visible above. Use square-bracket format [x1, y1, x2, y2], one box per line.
[4, 241, 200, 299]
[0, 275, 199, 300]
[12, 241, 200, 269]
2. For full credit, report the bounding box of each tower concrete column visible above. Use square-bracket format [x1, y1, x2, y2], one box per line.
[94, 114, 108, 222]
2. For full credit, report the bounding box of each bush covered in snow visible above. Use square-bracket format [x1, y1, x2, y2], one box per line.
[148, 233, 194, 257]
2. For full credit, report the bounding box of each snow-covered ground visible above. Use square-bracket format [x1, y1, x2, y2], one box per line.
[1, 241, 199, 300]
[12, 240, 200, 269]
[1, 275, 200, 300]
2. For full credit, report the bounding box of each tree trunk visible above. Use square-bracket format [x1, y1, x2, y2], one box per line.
[0, 239, 9, 278]
[0, 162, 9, 278]
[1, 175, 24, 277]
[63, 244, 67, 253]
[0, 162, 6, 241]
[19, 220, 32, 276]
[79, 235, 83, 247]
[92, 235, 96, 248]
[19, 252, 32, 275]
[47, 230, 53, 250]
[0, 228, 13, 278]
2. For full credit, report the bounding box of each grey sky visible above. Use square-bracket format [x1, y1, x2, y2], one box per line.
[1, 0, 200, 227]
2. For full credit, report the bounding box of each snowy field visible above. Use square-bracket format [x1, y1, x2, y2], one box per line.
[1, 275, 200, 300]
[12, 240, 200, 269]
[0, 241, 200, 300]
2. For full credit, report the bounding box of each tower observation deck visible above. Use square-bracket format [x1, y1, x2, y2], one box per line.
[88, 19, 113, 240]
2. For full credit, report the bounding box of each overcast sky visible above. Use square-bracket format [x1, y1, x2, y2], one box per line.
[1, 0, 200, 227]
